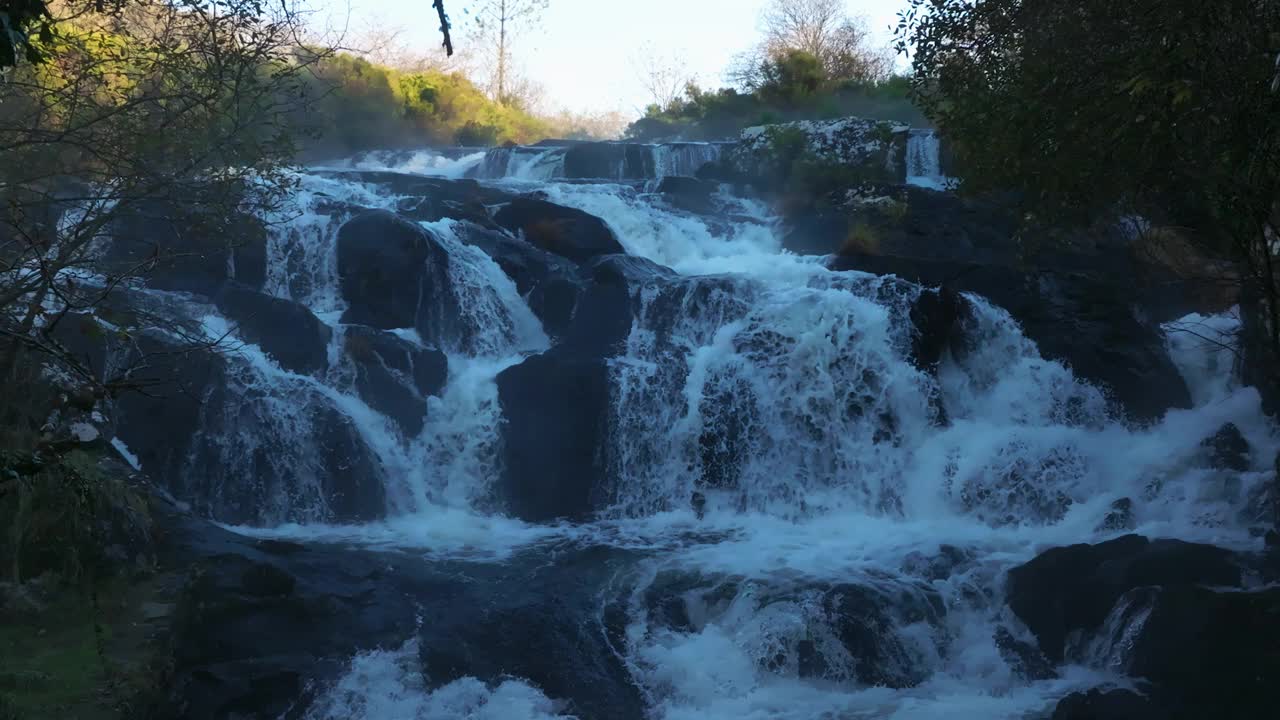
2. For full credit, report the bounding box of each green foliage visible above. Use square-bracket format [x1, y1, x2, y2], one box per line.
[299, 52, 551, 157]
[1, 450, 151, 585]
[626, 75, 926, 141]
[899, 0, 1280, 237]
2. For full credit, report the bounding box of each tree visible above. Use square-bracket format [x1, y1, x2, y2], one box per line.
[731, 0, 892, 91]
[898, 0, 1280, 404]
[0, 0, 327, 412]
[468, 0, 548, 105]
[632, 41, 692, 112]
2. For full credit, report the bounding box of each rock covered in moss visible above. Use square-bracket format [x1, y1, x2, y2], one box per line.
[722, 117, 910, 188]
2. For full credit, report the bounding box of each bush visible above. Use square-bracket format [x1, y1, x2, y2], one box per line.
[1, 450, 152, 585]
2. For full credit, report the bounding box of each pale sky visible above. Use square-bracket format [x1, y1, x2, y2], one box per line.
[314, 0, 909, 115]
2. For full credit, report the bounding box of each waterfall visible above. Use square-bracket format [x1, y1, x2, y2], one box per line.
[906, 130, 954, 190]
[134, 141, 1276, 720]
[652, 142, 724, 178]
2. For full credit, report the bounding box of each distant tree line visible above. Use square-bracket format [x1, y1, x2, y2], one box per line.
[627, 0, 922, 141]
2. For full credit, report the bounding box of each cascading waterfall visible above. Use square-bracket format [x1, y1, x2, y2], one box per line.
[906, 129, 954, 190]
[137, 147, 1274, 719]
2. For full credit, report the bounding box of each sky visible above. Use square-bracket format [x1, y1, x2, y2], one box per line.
[312, 0, 909, 115]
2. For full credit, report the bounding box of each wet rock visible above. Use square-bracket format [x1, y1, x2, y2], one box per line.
[1097, 497, 1136, 532]
[337, 210, 460, 346]
[417, 545, 646, 720]
[1051, 689, 1163, 720]
[994, 626, 1057, 681]
[162, 521, 428, 720]
[656, 176, 720, 215]
[1202, 422, 1251, 472]
[562, 142, 655, 180]
[458, 222, 584, 338]
[372, 175, 513, 229]
[822, 582, 945, 688]
[494, 197, 625, 263]
[564, 254, 677, 354]
[496, 346, 612, 522]
[1119, 585, 1280, 719]
[902, 544, 973, 581]
[214, 283, 332, 375]
[831, 256, 1192, 425]
[342, 325, 447, 436]
[908, 285, 972, 373]
[106, 200, 267, 296]
[1006, 535, 1243, 661]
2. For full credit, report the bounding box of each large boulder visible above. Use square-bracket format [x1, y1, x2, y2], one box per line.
[1051, 689, 1164, 720]
[159, 512, 436, 720]
[214, 283, 332, 375]
[831, 256, 1192, 424]
[1117, 585, 1280, 718]
[416, 545, 646, 720]
[327, 172, 514, 229]
[337, 210, 460, 347]
[1005, 535, 1243, 662]
[457, 222, 584, 339]
[54, 298, 386, 526]
[106, 200, 267, 296]
[655, 176, 721, 215]
[342, 325, 448, 436]
[493, 197, 625, 263]
[496, 346, 612, 522]
[722, 117, 910, 188]
[564, 254, 677, 354]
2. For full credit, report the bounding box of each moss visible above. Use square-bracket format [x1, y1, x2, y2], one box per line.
[0, 574, 173, 720]
[1, 449, 152, 585]
[841, 221, 882, 256]
[0, 590, 106, 719]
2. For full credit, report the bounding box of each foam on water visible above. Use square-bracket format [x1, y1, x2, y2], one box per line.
[306, 639, 573, 720]
[188, 151, 1277, 718]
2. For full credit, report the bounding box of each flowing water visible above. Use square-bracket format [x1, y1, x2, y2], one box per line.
[129, 145, 1274, 718]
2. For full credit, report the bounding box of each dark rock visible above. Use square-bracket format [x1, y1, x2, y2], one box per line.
[1202, 422, 1251, 472]
[562, 142, 655, 180]
[342, 325, 447, 436]
[183, 392, 388, 525]
[656, 176, 720, 215]
[106, 201, 267, 296]
[1097, 497, 1136, 532]
[994, 626, 1057, 681]
[417, 545, 646, 720]
[161, 516, 430, 720]
[639, 572, 943, 689]
[822, 582, 945, 688]
[1051, 689, 1163, 720]
[239, 561, 297, 597]
[337, 210, 460, 347]
[831, 256, 1192, 424]
[1119, 585, 1280, 719]
[564, 254, 677, 355]
[1006, 535, 1243, 661]
[902, 544, 973, 581]
[214, 283, 332, 375]
[908, 285, 971, 373]
[457, 222, 584, 338]
[494, 197, 625, 263]
[496, 346, 612, 522]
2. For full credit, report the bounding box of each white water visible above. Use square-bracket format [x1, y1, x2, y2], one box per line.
[161, 148, 1277, 719]
[906, 131, 955, 191]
